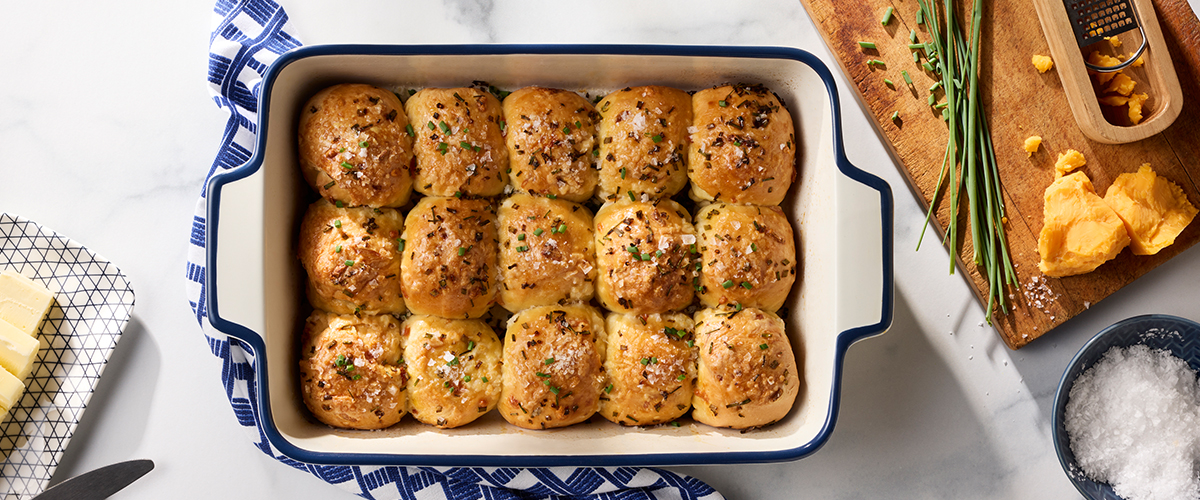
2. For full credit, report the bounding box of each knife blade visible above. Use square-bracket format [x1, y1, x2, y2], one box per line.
[34, 459, 154, 500]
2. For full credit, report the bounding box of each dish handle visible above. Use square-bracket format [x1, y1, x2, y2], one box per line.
[204, 163, 268, 347]
[835, 160, 894, 342]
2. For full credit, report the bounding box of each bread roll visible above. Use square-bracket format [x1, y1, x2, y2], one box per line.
[406, 87, 508, 197]
[496, 194, 596, 312]
[401, 315, 503, 428]
[502, 87, 600, 202]
[600, 313, 696, 426]
[695, 203, 797, 312]
[298, 199, 405, 315]
[499, 304, 607, 429]
[400, 196, 498, 319]
[595, 86, 691, 202]
[689, 84, 795, 205]
[593, 200, 697, 315]
[298, 310, 407, 429]
[298, 83, 414, 208]
[691, 306, 799, 429]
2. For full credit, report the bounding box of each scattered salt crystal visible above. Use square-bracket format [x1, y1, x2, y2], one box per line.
[1065, 344, 1200, 500]
[1085, 301, 1091, 309]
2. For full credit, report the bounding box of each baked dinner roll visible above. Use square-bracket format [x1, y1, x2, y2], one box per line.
[600, 313, 696, 426]
[298, 83, 414, 208]
[400, 196, 498, 319]
[502, 87, 600, 202]
[298, 199, 405, 315]
[692, 306, 799, 429]
[497, 194, 597, 311]
[595, 86, 691, 202]
[689, 84, 795, 205]
[406, 87, 509, 197]
[499, 304, 607, 429]
[695, 203, 797, 312]
[299, 310, 407, 430]
[593, 200, 697, 315]
[401, 315, 503, 428]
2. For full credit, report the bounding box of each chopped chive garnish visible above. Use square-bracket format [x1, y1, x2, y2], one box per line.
[405, 124, 414, 136]
[651, 134, 663, 143]
[439, 121, 451, 134]
[604, 384, 613, 394]
[359, 141, 369, 148]
[563, 125, 571, 134]
[459, 141, 472, 150]
[620, 167, 626, 179]
[334, 245, 342, 253]
[557, 223, 567, 233]
[867, 59, 886, 67]
[481, 376, 488, 382]
[437, 142, 449, 154]
[759, 343, 769, 350]
[546, 193, 556, 199]
[344, 260, 354, 266]
[910, 29, 918, 43]
[323, 181, 336, 190]
[916, 9, 923, 24]
[463, 375, 472, 382]
[722, 280, 734, 289]
[884, 78, 895, 87]
[718, 100, 728, 107]
[398, 238, 405, 251]
[335, 200, 343, 208]
[741, 281, 753, 289]
[909, 43, 926, 50]
[751, 243, 758, 252]
[467, 341, 475, 351]
[518, 233, 526, 241]
[929, 81, 943, 92]
[516, 245, 529, 252]
[928, 94, 937, 106]
[923, 61, 935, 72]
[891, 111, 900, 122]
[677, 374, 687, 381]
[627, 190, 636, 201]
[340, 161, 354, 169]
[544, 357, 555, 365]
[902, 70, 913, 85]
[627, 245, 639, 253]
[427, 121, 435, 130]
[333, 220, 342, 228]
[534, 228, 545, 236]
[457, 246, 466, 256]
[857, 41, 876, 49]
[881, 6, 894, 25]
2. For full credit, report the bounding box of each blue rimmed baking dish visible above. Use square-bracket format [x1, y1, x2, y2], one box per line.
[205, 44, 893, 466]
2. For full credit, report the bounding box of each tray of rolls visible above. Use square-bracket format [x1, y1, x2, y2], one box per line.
[204, 44, 893, 466]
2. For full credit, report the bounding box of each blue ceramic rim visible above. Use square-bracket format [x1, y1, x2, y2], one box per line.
[206, 44, 895, 467]
[1051, 313, 1200, 499]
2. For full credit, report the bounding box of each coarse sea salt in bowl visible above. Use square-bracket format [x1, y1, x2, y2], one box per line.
[1052, 314, 1200, 500]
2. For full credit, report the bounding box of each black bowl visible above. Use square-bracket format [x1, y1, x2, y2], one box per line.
[1052, 314, 1200, 499]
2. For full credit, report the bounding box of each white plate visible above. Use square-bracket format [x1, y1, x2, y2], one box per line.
[0, 214, 134, 496]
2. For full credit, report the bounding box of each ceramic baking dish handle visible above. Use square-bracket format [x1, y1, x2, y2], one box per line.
[205, 163, 268, 346]
[835, 164, 894, 341]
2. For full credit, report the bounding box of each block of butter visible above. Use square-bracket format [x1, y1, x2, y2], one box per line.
[0, 319, 40, 380]
[0, 367, 24, 412]
[0, 269, 54, 336]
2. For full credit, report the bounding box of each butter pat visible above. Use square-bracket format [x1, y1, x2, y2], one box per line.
[0, 269, 54, 336]
[0, 367, 24, 412]
[0, 319, 39, 380]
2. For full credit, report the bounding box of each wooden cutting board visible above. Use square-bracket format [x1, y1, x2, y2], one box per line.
[799, 0, 1200, 349]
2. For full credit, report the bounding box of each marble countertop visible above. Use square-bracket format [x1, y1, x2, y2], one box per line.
[2, 1, 1198, 498]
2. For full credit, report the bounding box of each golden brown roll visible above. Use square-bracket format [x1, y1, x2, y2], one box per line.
[298, 310, 407, 430]
[694, 203, 797, 312]
[406, 87, 509, 197]
[593, 200, 697, 315]
[400, 196, 498, 319]
[688, 84, 796, 205]
[502, 87, 600, 202]
[497, 194, 597, 312]
[401, 315, 503, 428]
[298, 83, 414, 208]
[499, 304, 607, 429]
[600, 313, 696, 426]
[691, 306, 799, 429]
[595, 86, 691, 202]
[298, 199, 405, 315]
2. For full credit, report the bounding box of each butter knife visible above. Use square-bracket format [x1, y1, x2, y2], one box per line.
[34, 459, 154, 500]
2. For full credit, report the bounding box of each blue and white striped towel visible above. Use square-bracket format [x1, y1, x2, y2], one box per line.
[184, 1, 724, 499]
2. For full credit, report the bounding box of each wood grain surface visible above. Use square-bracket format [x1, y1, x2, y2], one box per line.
[799, 0, 1200, 348]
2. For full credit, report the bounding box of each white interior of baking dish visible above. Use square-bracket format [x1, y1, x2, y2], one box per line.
[210, 47, 888, 465]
